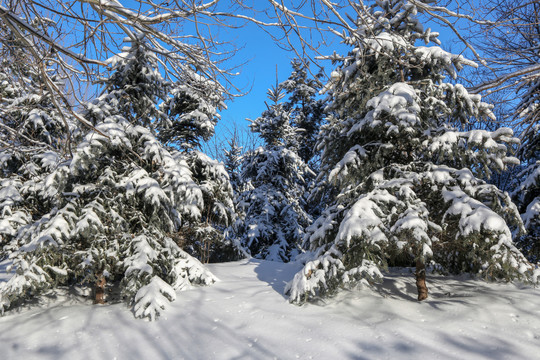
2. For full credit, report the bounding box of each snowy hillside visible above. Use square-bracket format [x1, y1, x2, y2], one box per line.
[1, 259, 539, 359]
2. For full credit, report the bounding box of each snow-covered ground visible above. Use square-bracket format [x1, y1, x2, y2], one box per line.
[1, 259, 539, 359]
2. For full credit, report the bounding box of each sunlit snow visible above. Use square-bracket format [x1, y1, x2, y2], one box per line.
[1, 259, 539, 359]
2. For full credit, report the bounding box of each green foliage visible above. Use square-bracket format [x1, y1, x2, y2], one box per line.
[287, 0, 536, 303]
[0, 35, 228, 319]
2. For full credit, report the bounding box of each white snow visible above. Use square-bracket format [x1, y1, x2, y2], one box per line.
[523, 198, 540, 228]
[133, 276, 176, 321]
[365, 32, 408, 59]
[1, 259, 539, 359]
[414, 46, 477, 79]
[336, 191, 393, 247]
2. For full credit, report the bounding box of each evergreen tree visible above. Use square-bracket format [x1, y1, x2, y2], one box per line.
[0, 42, 77, 252]
[87, 33, 237, 264]
[286, 0, 537, 303]
[236, 85, 313, 261]
[84, 35, 168, 129]
[158, 69, 225, 151]
[182, 150, 239, 263]
[223, 132, 244, 196]
[514, 76, 540, 261]
[0, 50, 76, 178]
[154, 53, 238, 263]
[0, 35, 217, 320]
[280, 59, 326, 166]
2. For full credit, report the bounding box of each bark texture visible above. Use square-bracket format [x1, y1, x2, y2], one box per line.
[415, 259, 428, 301]
[95, 273, 106, 304]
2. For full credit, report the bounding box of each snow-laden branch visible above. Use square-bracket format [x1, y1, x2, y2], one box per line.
[407, 1, 485, 66]
[77, 0, 218, 25]
[409, 0, 497, 27]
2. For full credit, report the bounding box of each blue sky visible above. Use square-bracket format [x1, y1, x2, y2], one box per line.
[209, 4, 474, 150]
[52, 0, 481, 153]
[86, 1, 481, 153]
[213, 20, 346, 146]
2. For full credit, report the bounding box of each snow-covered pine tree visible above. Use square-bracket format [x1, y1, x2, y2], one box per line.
[86, 35, 168, 129]
[286, 0, 538, 303]
[0, 34, 217, 320]
[223, 132, 244, 196]
[280, 59, 326, 167]
[182, 150, 239, 262]
[158, 68, 225, 151]
[0, 42, 77, 252]
[236, 84, 313, 261]
[0, 32, 76, 178]
[514, 75, 540, 261]
[156, 61, 239, 262]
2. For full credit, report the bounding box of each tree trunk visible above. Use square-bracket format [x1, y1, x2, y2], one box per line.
[415, 259, 428, 301]
[95, 273, 106, 304]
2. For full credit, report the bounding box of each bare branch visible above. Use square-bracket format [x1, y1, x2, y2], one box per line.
[0, 5, 106, 66]
[469, 63, 540, 95]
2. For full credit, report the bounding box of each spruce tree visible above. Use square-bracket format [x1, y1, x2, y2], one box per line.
[158, 68, 225, 151]
[280, 59, 326, 166]
[156, 58, 238, 263]
[286, 0, 537, 303]
[0, 35, 217, 320]
[84, 35, 168, 129]
[236, 84, 313, 261]
[514, 76, 540, 261]
[223, 133, 244, 196]
[182, 150, 239, 263]
[0, 45, 77, 252]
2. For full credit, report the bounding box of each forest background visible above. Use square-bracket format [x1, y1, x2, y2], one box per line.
[1, 0, 540, 321]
